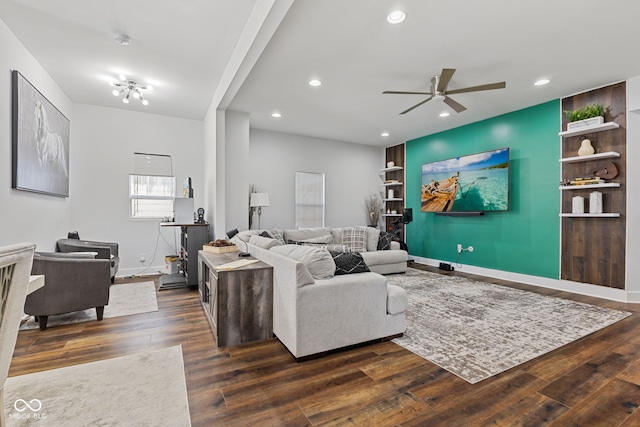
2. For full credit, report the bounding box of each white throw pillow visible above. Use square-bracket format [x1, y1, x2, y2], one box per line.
[249, 234, 282, 250]
[366, 227, 380, 252]
[270, 244, 336, 279]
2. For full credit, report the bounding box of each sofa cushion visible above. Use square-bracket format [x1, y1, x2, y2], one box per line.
[286, 233, 334, 247]
[330, 251, 370, 275]
[249, 234, 282, 250]
[283, 228, 333, 243]
[341, 227, 368, 252]
[324, 244, 352, 253]
[361, 249, 407, 266]
[366, 227, 380, 252]
[270, 244, 336, 279]
[387, 284, 408, 315]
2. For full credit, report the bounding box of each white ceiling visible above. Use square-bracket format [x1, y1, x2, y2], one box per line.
[2, 0, 640, 146]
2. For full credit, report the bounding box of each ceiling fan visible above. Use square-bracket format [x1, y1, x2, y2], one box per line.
[383, 68, 506, 115]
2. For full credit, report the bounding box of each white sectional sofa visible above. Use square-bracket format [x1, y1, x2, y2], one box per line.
[247, 242, 407, 360]
[232, 226, 408, 275]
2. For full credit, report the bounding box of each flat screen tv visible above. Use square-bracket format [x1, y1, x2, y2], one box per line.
[421, 147, 509, 213]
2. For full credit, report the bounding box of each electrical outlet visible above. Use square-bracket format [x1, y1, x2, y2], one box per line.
[139, 253, 146, 263]
[457, 244, 462, 254]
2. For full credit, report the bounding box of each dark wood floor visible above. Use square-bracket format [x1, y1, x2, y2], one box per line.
[9, 264, 640, 426]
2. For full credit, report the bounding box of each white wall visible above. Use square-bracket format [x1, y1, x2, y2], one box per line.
[626, 76, 640, 296]
[0, 18, 73, 250]
[247, 129, 385, 230]
[225, 111, 251, 232]
[69, 104, 203, 276]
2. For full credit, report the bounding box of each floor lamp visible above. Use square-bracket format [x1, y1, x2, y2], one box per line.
[250, 192, 270, 229]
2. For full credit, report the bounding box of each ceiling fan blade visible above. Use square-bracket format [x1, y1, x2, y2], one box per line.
[383, 90, 434, 95]
[400, 96, 434, 115]
[437, 68, 456, 92]
[443, 96, 467, 113]
[446, 81, 506, 95]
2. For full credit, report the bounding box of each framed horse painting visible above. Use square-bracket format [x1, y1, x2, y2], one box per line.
[11, 70, 70, 197]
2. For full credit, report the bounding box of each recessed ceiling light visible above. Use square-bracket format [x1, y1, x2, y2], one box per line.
[439, 112, 450, 117]
[387, 10, 406, 24]
[381, 132, 390, 137]
[309, 79, 322, 87]
[534, 79, 550, 86]
[271, 112, 282, 118]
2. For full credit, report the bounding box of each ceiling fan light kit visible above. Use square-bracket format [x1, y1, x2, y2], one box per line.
[383, 68, 506, 115]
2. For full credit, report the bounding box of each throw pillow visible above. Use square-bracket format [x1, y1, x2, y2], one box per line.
[249, 234, 282, 250]
[260, 231, 272, 239]
[330, 251, 370, 275]
[366, 227, 380, 251]
[270, 245, 336, 279]
[341, 226, 368, 252]
[377, 231, 397, 250]
[268, 228, 286, 245]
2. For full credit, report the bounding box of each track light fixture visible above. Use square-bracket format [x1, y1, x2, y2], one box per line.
[109, 74, 153, 105]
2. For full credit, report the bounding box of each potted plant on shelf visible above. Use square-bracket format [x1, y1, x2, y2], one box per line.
[364, 192, 382, 228]
[564, 103, 606, 131]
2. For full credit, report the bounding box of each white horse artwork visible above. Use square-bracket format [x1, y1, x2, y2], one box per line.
[34, 100, 68, 177]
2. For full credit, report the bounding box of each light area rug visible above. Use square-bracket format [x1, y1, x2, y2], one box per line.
[20, 281, 158, 330]
[389, 268, 631, 384]
[4, 345, 191, 426]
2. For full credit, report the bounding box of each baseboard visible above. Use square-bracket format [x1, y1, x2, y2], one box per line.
[411, 256, 634, 303]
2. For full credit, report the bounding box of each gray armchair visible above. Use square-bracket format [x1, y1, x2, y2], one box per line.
[56, 238, 119, 282]
[25, 252, 111, 330]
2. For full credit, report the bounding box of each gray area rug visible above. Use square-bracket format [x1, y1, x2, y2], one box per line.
[20, 281, 158, 330]
[4, 345, 191, 426]
[389, 268, 631, 384]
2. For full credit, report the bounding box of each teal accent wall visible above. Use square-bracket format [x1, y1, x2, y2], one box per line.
[406, 100, 560, 278]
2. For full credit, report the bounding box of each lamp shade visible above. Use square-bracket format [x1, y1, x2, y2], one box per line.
[250, 192, 270, 207]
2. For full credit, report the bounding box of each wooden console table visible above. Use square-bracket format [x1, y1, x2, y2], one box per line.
[198, 251, 273, 347]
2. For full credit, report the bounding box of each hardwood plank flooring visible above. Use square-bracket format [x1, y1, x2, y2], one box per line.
[8, 265, 640, 426]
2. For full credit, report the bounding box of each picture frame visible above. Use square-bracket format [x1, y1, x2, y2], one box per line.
[12, 70, 70, 197]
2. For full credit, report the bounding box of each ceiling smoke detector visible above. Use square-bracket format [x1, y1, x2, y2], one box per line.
[113, 33, 130, 46]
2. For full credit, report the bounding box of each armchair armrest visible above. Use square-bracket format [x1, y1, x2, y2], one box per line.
[56, 239, 117, 260]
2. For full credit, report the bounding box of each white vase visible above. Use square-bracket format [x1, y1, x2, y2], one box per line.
[589, 191, 603, 214]
[572, 196, 584, 214]
[578, 138, 595, 156]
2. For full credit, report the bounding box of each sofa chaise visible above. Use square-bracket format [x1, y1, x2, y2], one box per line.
[246, 238, 407, 360]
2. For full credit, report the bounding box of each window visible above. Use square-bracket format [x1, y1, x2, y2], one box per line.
[129, 174, 176, 219]
[129, 153, 175, 219]
[295, 171, 325, 228]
